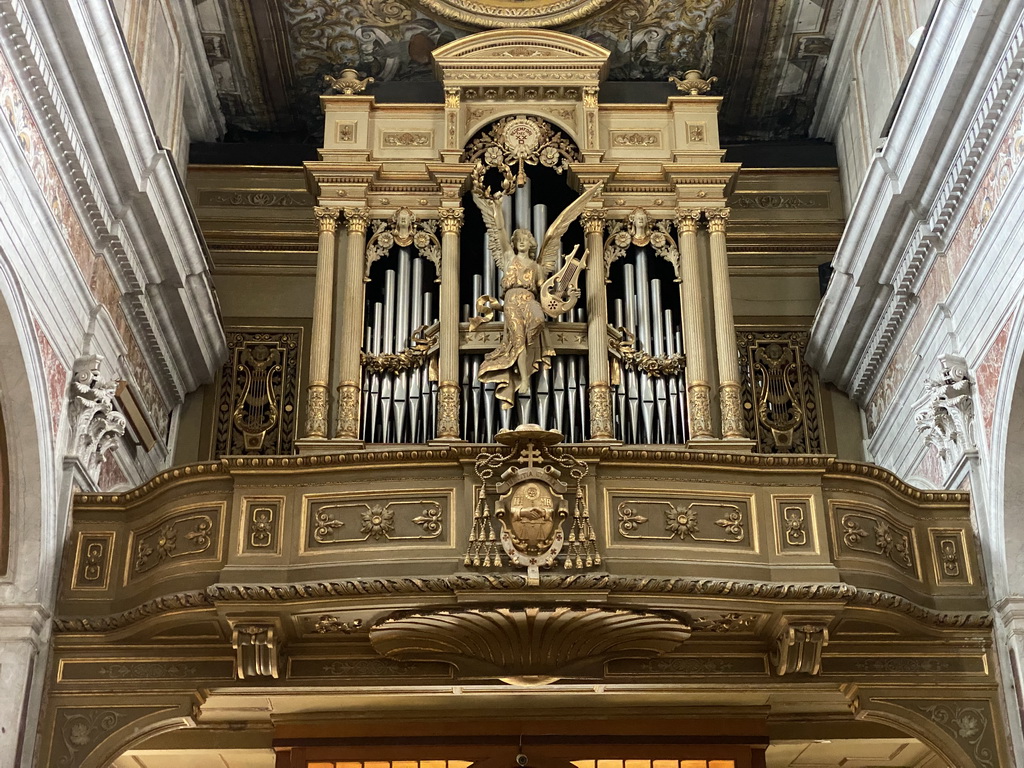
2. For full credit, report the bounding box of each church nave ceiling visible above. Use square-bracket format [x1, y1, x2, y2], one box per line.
[194, 0, 843, 145]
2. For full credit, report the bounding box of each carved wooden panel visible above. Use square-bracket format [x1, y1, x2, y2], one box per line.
[126, 504, 224, 584]
[71, 532, 115, 591]
[772, 496, 816, 554]
[241, 496, 284, 554]
[609, 491, 755, 551]
[929, 527, 974, 585]
[830, 503, 920, 580]
[213, 328, 302, 456]
[737, 330, 823, 454]
[302, 491, 452, 551]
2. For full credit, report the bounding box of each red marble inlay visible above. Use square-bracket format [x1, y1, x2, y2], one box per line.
[975, 312, 1015, 447]
[33, 319, 66, 439]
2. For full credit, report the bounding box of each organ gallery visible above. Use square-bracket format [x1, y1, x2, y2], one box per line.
[37, 25, 1012, 768]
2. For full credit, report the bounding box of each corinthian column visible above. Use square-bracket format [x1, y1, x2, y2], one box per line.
[335, 207, 370, 440]
[581, 209, 613, 440]
[706, 208, 744, 439]
[436, 207, 464, 440]
[304, 206, 340, 438]
[676, 209, 713, 439]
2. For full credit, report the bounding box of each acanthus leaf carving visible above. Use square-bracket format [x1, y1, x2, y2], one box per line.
[69, 356, 127, 481]
[915, 353, 976, 477]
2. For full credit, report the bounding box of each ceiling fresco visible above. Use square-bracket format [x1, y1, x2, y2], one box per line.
[193, 0, 843, 145]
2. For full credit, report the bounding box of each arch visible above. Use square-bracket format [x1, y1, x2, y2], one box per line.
[0, 251, 59, 602]
[856, 694, 1004, 767]
[0, 248, 61, 767]
[986, 303, 1024, 597]
[56, 700, 195, 768]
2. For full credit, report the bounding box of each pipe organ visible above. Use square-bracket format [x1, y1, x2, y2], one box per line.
[299, 29, 750, 451]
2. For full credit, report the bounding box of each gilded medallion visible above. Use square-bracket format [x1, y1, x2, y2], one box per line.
[412, 0, 620, 29]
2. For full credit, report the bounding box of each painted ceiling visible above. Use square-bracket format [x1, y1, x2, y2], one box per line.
[194, 0, 844, 144]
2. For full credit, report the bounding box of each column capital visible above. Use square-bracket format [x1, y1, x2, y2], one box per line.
[444, 87, 460, 110]
[313, 206, 341, 233]
[580, 209, 605, 234]
[582, 86, 599, 108]
[344, 207, 371, 234]
[437, 206, 465, 233]
[705, 207, 731, 233]
[675, 208, 703, 234]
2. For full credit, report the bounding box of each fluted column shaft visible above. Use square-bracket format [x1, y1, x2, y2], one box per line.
[304, 206, 340, 438]
[676, 209, 713, 439]
[436, 207, 464, 440]
[335, 208, 370, 439]
[582, 210, 612, 439]
[707, 208, 744, 438]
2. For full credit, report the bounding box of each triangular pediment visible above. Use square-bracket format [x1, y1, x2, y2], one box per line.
[433, 29, 610, 86]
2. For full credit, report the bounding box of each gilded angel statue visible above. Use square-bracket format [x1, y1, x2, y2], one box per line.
[469, 181, 604, 408]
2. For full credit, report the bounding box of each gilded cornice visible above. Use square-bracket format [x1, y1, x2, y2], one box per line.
[51, 573, 992, 634]
[73, 451, 969, 508]
[414, 0, 618, 29]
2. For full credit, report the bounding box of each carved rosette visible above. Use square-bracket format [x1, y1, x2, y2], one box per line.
[304, 384, 329, 438]
[720, 382, 745, 439]
[436, 382, 461, 439]
[335, 381, 360, 439]
[588, 382, 613, 439]
[687, 383, 713, 438]
[369, 605, 690, 684]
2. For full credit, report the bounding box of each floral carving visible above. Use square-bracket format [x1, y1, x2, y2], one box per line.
[666, 505, 699, 539]
[361, 504, 395, 539]
[919, 702, 995, 768]
[841, 512, 915, 572]
[617, 507, 648, 532]
[133, 514, 216, 574]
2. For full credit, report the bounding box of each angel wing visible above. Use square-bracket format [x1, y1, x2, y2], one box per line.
[471, 190, 513, 272]
[536, 181, 605, 275]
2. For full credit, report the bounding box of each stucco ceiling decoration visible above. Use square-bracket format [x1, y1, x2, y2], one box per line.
[412, 0, 621, 29]
[192, 0, 843, 143]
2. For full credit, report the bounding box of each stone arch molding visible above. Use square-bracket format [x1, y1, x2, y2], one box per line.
[856, 691, 1008, 767]
[0, 252, 58, 602]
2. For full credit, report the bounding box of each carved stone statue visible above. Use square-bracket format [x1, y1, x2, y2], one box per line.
[470, 182, 603, 408]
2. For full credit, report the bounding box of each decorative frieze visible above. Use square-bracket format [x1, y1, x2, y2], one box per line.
[127, 506, 222, 582]
[837, 506, 917, 575]
[364, 209, 441, 280]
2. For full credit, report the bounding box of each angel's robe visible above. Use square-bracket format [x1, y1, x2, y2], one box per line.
[478, 253, 555, 408]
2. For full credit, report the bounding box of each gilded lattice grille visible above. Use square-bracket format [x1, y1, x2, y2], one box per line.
[736, 330, 823, 454]
[214, 329, 302, 456]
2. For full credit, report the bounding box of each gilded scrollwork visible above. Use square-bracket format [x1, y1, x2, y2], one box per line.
[364, 209, 442, 280]
[609, 327, 686, 378]
[737, 331, 822, 453]
[462, 115, 581, 194]
[616, 500, 746, 544]
[217, 329, 300, 454]
[603, 211, 679, 279]
[132, 512, 217, 576]
[309, 499, 446, 546]
[840, 510, 915, 573]
[361, 323, 439, 374]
